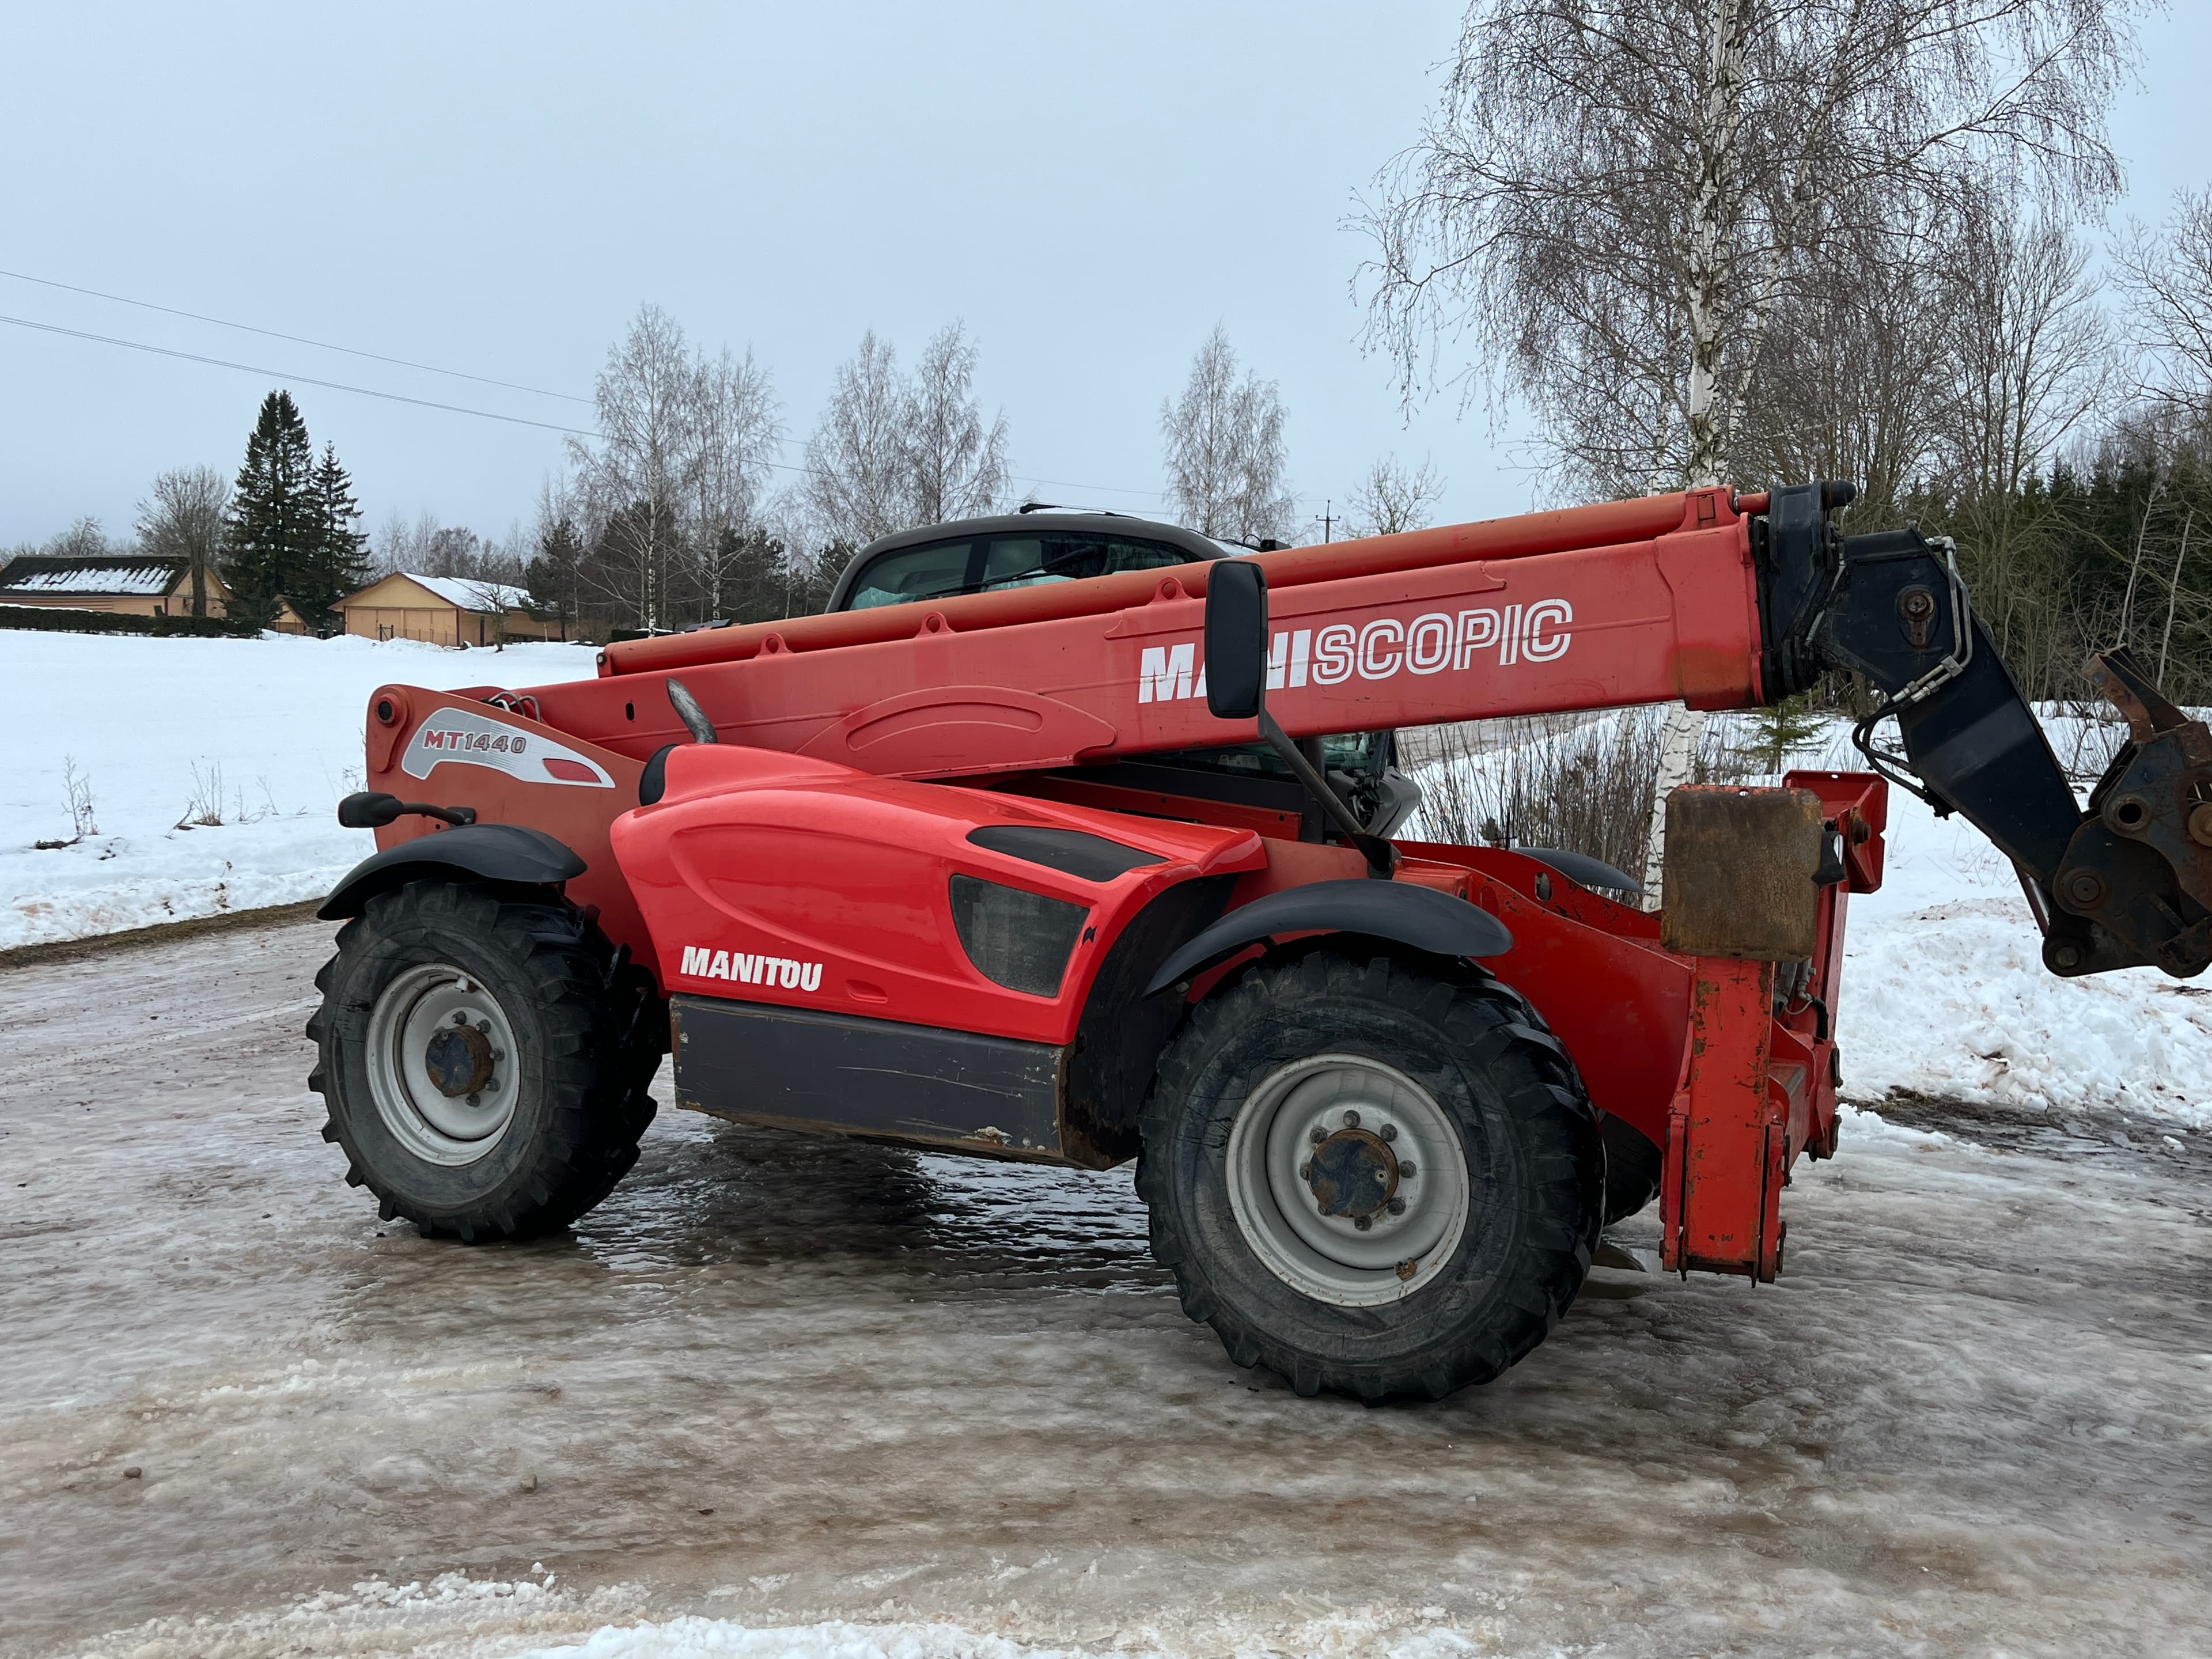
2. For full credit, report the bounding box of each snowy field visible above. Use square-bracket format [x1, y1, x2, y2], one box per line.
[0, 631, 600, 949]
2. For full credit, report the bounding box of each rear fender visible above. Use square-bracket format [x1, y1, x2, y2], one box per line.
[1141, 877, 1514, 995]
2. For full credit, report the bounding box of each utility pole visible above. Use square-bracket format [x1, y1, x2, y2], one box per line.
[1323, 499, 1332, 544]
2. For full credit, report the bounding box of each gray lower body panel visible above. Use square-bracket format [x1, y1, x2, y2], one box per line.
[671, 994, 1071, 1162]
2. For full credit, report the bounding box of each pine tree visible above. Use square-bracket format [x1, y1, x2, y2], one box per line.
[301, 442, 370, 623]
[224, 391, 319, 624]
[526, 516, 586, 637]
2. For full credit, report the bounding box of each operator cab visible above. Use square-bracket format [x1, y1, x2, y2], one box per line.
[828, 510, 1422, 842]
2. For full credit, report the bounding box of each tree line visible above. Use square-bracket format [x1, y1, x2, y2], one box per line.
[7, 389, 371, 629]
[517, 307, 1433, 641]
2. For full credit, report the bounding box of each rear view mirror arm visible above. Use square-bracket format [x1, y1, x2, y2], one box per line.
[1256, 711, 1397, 877]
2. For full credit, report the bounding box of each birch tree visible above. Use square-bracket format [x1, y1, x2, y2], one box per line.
[569, 304, 698, 631]
[1344, 456, 1446, 539]
[803, 330, 916, 555]
[690, 346, 782, 620]
[1362, 0, 2134, 900]
[2118, 188, 2212, 416]
[1161, 325, 1294, 542]
[905, 321, 1010, 526]
[1362, 0, 2133, 498]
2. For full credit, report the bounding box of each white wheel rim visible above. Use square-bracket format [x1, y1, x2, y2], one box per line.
[1223, 1054, 1471, 1308]
[365, 962, 521, 1166]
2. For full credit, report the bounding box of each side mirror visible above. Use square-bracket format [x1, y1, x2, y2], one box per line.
[1203, 559, 1268, 722]
[337, 791, 404, 829]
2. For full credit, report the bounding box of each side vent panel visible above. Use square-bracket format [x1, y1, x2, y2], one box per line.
[949, 875, 1089, 997]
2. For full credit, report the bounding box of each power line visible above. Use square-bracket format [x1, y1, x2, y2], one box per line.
[0, 267, 593, 404]
[0, 301, 1178, 505]
[0, 313, 603, 437]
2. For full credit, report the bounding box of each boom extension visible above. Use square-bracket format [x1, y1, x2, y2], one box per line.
[1760, 480, 2212, 979]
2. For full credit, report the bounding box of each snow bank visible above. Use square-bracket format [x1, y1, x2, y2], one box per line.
[1836, 767, 2212, 1128]
[0, 631, 598, 949]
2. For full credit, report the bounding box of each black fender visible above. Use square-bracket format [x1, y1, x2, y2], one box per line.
[1142, 878, 1513, 995]
[1516, 846, 1643, 896]
[318, 824, 587, 921]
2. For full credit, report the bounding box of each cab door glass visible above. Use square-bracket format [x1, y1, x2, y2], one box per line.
[847, 540, 971, 609]
[972, 533, 1195, 593]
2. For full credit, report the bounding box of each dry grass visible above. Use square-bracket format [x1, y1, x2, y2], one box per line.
[1403, 709, 1757, 874]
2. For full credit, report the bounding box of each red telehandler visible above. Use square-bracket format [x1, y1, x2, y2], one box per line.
[308, 482, 2212, 1402]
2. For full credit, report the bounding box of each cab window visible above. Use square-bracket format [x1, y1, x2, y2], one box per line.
[971, 533, 1194, 593]
[841, 531, 1200, 611]
[846, 540, 971, 609]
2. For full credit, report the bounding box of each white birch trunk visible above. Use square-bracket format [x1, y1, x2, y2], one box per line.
[1642, 702, 1706, 910]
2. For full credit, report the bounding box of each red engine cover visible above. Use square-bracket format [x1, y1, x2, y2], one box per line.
[611, 744, 1267, 1046]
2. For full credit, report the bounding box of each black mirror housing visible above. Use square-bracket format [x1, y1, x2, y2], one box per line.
[337, 791, 405, 829]
[1203, 559, 1268, 721]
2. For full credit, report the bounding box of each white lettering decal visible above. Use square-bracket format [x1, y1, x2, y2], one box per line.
[1357, 618, 1404, 680]
[1311, 623, 1355, 685]
[1138, 642, 1194, 703]
[1456, 609, 1499, 670]
[1522, 598, 1573, 662]
[1136, 599, 1574, 700]
[681, 945, 827, 996]
[401, 707, 613, 789]
[1405, 613, 1454, 675]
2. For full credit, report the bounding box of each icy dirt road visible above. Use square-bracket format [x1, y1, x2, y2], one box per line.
[4, 921, 2210, 1659]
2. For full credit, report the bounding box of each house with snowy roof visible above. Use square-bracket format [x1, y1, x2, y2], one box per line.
[0, 554, 236, 619]
[336, 571, 563, 646]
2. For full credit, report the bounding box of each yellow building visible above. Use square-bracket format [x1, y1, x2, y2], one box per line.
[336, 573, 563, 646]
[0, 555, 234, 617]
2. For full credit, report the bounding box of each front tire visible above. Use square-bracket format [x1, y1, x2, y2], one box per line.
[306, 881, 660, 1240]
[1137, 951, 1603, 1402]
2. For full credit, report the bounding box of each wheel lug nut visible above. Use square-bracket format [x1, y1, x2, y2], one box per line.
[477, 1020, 491, 1033]
[467, 1092, 482, 1107]
[1353, 1215, 1373, 1231]
[1397, 1161, 1417, 1177]
[452, 1011, 468, 1027]
[1387, 1197, 1406, 1215]
[1309, 1126, 1328, 1146]
[1300, 1162, 1313, 1180]
[1380, 1123, 1397, 1142]
[490, 1050, 505, 1062]
[1342, 1110, 1361, 1128]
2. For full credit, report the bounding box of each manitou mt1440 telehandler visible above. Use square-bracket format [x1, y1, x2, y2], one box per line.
[309, 481, 2212, 1402]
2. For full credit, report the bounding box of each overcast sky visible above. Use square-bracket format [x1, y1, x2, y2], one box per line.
[3, 2, 2207, 551]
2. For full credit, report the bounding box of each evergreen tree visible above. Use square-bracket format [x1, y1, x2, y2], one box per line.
[224, 391, 319, 624]
[526, 515, 586, 637]
[301, 442, 370, 622]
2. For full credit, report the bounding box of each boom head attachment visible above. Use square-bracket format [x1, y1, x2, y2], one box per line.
[1755, 480, 2210, 979]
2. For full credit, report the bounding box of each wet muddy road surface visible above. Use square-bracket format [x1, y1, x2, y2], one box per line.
[3, 919, 2210, 1657]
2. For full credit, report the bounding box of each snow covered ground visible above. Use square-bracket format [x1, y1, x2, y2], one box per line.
[0, 631, 599, 949]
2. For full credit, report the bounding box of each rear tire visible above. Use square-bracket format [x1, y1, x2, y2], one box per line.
[306, 881, 661, 1240]
[1137, 950, 1603, 1403]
